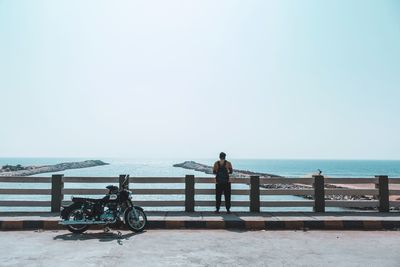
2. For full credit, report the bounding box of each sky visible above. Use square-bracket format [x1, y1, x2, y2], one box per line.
[0, 0, 400, 159]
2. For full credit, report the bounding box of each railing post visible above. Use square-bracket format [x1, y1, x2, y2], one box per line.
[376, 175, 389, 212]
[119, 174, 129, 189]
[185, 175, 195, 212]
[313, 175, 325, 212]
[250, 175, 260, 212]
[51, 174, 64, 212]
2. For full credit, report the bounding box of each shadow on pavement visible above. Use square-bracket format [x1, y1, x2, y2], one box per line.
[53, 230, 145, 245]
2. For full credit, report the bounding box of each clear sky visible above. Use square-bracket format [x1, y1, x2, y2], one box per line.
[0, 0, 399, 159]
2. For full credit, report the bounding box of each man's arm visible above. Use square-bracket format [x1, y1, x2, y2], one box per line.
[213, 162, 218, 174]
[228, 161, 233, 174]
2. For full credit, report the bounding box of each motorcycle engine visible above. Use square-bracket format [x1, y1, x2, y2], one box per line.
[100, 203, 118, 221]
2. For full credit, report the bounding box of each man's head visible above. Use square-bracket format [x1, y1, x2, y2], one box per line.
[219, 152, 226, 160]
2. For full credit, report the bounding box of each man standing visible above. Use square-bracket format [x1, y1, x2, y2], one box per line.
[213, 152, 233, 213]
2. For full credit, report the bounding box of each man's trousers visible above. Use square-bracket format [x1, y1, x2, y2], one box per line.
[216, 182, 231, 211]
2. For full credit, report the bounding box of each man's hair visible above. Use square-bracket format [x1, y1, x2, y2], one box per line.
[219, 152, 226, 160]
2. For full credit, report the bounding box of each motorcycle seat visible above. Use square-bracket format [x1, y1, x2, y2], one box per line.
[72, 197, 103, 203]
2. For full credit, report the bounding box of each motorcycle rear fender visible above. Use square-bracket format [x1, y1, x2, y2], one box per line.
[60, 203, 83, 219]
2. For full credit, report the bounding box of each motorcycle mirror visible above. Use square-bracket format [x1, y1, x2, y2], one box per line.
[122, 174, 129, 189]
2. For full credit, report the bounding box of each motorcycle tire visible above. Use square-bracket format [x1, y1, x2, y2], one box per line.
[64, 206, 90, 234]
[124, 207, 147, 232]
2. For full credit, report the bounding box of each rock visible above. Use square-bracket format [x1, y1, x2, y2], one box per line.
[173, 161, 282, 178]
[0, 160, 108, 176]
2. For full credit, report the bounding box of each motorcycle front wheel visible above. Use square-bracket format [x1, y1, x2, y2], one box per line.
[124, 207, 147, 232]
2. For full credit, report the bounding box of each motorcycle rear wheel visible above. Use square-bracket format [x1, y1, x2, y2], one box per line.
[65, 207, 90, 234]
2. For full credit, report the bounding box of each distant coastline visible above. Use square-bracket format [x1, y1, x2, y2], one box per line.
[0, 160, 108, 176]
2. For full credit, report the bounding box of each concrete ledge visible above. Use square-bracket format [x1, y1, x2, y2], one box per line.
[1, 212, 400, 231]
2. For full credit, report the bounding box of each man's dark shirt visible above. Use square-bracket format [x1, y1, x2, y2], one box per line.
[213, 160, 233, 176]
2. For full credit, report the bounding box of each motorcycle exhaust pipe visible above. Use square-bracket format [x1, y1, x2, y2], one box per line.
[59, 220, 116, 225]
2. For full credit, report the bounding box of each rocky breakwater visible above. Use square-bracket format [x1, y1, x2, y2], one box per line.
[174, 161, 379, 208]
[173, 161, 308, 192]
[173, 161, 282, 178]
[0, 160, 108, 176]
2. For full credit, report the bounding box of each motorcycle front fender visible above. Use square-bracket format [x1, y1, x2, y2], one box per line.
[133, 205, 144, 212]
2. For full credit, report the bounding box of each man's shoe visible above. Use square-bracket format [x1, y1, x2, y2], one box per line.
[214, 210, 220, 214]
[227, 210, 231, 214]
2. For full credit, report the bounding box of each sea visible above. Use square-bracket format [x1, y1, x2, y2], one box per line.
[1, 158, 399, 212]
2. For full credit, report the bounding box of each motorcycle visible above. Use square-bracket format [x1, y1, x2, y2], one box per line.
[59, 175, 147, 233]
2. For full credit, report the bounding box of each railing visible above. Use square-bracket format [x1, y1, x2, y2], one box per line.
[0, 174, 399, 213]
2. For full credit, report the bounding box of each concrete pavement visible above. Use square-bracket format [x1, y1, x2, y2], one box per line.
[0, 230, 399, 266]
